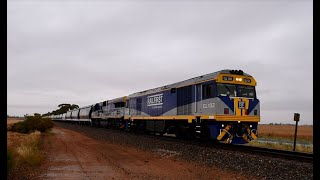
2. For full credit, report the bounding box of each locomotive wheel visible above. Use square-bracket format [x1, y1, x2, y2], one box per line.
[199, 126, 210, 142]
[175, 131, 183, 138]
[175, 124, 192, 139]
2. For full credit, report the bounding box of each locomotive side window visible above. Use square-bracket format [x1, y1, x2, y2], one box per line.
[217, 84, 236, 97]
[238, 85, 256, 98]
[202, 84, 214, 99]
[115, 102, 125, 108]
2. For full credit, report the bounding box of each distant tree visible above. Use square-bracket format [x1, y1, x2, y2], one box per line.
[43, 103, 79, 116]
[34, 113, 41, 117]
[58, 104, 71, 114]
[42, 112, 52, 117]
[58, 103, 70, 107]
[70, 104, 79, 110]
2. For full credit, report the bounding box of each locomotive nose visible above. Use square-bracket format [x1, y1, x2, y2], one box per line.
[233, 123, 247, 137]
[217, 122, 257, 144]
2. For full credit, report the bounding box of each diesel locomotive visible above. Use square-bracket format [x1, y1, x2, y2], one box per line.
[50, 69, 260, 144]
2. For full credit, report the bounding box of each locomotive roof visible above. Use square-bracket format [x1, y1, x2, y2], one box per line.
[128, 69, 252, 98]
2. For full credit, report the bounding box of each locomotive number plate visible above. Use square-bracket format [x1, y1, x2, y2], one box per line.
[238, 101, 246, 109]
[222, 76, 233, 81]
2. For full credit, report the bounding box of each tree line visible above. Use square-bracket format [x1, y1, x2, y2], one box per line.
[41, 104, 79, 117]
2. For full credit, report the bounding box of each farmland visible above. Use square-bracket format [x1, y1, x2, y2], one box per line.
[257, 124, 313, 142]
[248, 124, 313, 153]
[7, 117, 24, 124]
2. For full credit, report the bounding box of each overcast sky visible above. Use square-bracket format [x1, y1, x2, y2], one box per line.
[8, 0, 313, 125]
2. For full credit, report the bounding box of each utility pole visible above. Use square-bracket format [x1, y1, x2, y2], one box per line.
[293, 113, 300, 151]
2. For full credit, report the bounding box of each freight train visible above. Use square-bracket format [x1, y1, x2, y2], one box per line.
[49, 69, 260, 144]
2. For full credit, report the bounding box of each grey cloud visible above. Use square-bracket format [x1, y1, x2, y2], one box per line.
[8, 1, 313, 124]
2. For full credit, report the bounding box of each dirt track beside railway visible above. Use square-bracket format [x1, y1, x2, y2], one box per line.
[37, 126, 251, 180]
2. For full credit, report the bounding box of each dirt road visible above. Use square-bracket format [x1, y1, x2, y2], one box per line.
[38, 126, 250, 180]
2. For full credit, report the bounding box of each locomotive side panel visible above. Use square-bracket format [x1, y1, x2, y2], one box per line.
[129, 89, 178, 118]
[65, 111, 72, 121]
[79, 106, 92, 122]
[71, 109, 80, 121]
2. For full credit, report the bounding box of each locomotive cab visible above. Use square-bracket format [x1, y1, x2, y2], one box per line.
[205, 70, 259, 144]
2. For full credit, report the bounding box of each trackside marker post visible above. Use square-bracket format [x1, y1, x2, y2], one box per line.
[293, 113, 300, 151]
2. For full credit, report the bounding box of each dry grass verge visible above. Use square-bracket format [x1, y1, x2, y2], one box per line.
[257, 124, 313, 143]
[248, 124, 313, 153]
[248, 140, 313, 153]
[7, 116, 54, 179]
[7, 131, 43, 173]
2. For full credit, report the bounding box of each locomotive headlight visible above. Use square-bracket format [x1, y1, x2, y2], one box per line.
[238, 121, 240, 123]
[222, 124, 224, 128]
[250, 125, 252, 128]
[235, 78, 243, 81]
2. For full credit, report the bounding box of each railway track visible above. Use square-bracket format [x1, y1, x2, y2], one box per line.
[218, 143, 313, 163]
[145, 132, 314, 163]
[56, 121, 313, 163]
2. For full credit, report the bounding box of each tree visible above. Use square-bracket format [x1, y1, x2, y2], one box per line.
[43, 103, 80, 116]
[70, 104, 79, 110]
[34, 113, 41, 117]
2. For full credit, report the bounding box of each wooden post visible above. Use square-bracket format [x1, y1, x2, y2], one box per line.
[293, 113, 300, 151]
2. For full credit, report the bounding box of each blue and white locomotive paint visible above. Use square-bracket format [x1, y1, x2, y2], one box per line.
[53, 69, 260, 144]
[122, 69, 260, 144]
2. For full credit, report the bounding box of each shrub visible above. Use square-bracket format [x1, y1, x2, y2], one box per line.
[16, 144, 43, 166]
[11, 116, 54, 134]
[7, 148, 16, 172]
[7, 131, 43, 173]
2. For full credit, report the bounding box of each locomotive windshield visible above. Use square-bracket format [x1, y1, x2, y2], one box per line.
[217, 84, 237, 97]
[217, 83, 256, 98]
[237, 85, 255, 98]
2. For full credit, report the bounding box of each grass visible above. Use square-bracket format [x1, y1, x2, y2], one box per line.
[248, 140, 313, 153]
[247, 124, 313, 153]
[15, 131, 43, 166]
[7, 118, 24, 124]
[7, 149, 16, 172]
[7, 115, 55, 174]
[7, 115, 54, 174]
[7, 129, 46, 174]
[257, 124, 313, 143]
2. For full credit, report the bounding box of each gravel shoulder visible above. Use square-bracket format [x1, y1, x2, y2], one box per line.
[53, 122, 313, 180]
[37, 125, 251, 180]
